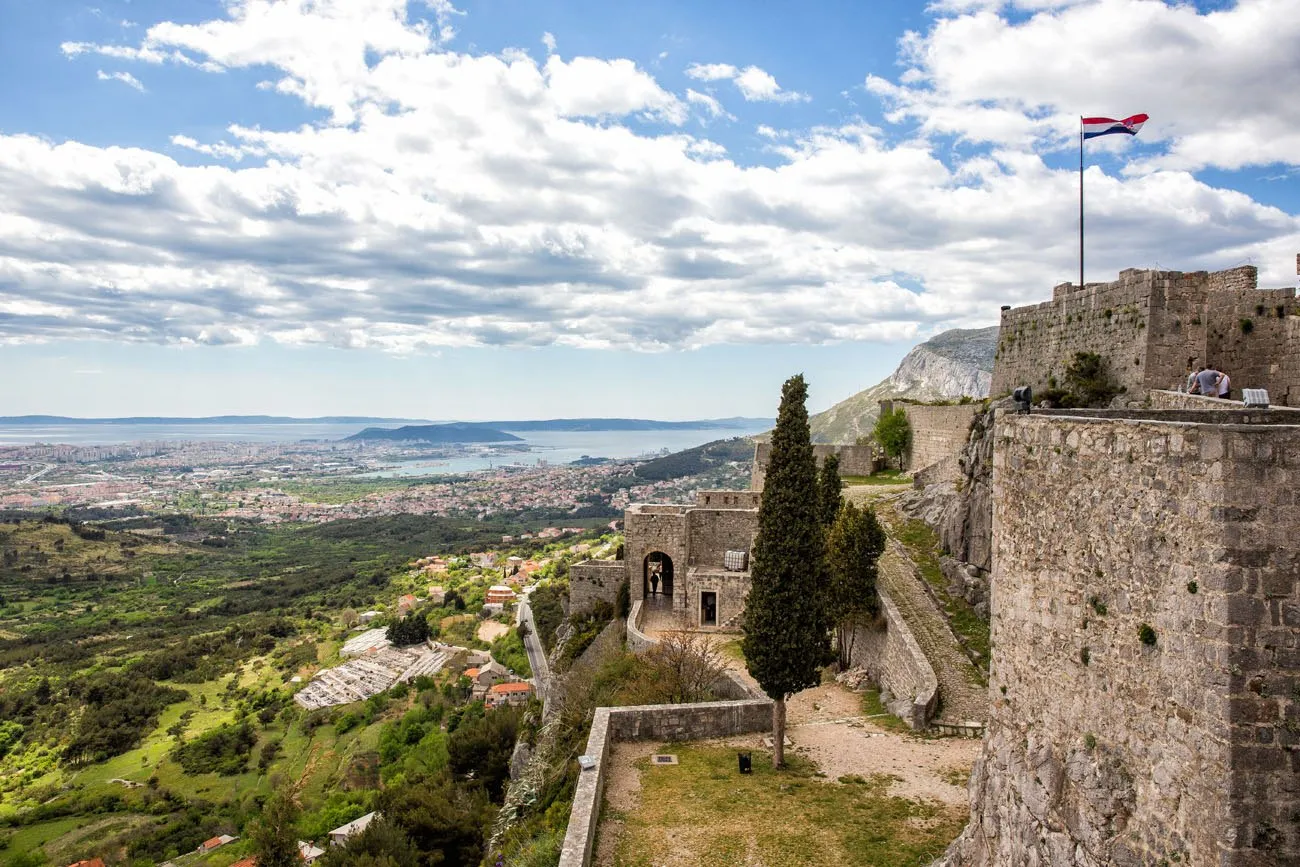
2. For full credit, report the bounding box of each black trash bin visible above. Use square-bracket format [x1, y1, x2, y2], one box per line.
[738, 751, 752, 774]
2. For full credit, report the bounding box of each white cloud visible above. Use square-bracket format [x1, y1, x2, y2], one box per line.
[733, 66, 808, 103]
[686, 62, 807, 103]
[10, 0, 1298, 355]
[170, 134, 264, 162]
[541, 31, 556, 54]
[685, 62, 737, 82]
[869, 0, 1300, 172]
[96, 69, 145, 91]
[686, 89, 732, 121]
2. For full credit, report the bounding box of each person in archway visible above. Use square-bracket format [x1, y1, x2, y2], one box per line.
[649, 561, 661, 596]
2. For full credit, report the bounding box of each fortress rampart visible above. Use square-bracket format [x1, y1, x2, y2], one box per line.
[750, 442, 876, 491]
[941, 408, 1300, 866]
[989, 266, 1300, 405]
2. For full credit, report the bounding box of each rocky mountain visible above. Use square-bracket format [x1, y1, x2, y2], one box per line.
[809, 326, 999, 443]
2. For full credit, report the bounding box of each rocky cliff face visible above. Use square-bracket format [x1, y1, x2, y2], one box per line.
[809, 326, 997, 444]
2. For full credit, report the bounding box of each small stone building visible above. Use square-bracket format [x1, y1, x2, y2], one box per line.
[570, 490, 760, 630]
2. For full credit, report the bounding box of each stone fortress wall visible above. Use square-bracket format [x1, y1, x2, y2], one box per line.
[750, 442, 876, 491]
[567, 561, 625, 613]
[939, 408, 1300, 866]
[989, 265, 1300, 405]
[878, 400, 982, 475]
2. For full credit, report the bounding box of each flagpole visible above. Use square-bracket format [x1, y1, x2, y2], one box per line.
[1079, 117, 1084, 289]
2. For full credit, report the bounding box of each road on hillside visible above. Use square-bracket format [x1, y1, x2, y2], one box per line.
[516, 592, 552, 712]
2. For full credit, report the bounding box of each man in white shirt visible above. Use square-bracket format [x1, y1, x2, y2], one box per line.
[1218, 371, 1231, 399]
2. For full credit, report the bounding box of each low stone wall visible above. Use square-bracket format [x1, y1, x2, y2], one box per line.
[558, 698, 773, 867]
[626, 601, 654, 652]
[912, 453, 960, 487]
[849, 588, 939, 729]
[1148, 389, 1300, 411]
[568, 560, 625, 615]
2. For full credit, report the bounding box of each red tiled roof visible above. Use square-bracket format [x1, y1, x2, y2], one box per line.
[67, 860, 107, 867]
[489, 682, 533, 694]
[465, 667, 480, 677]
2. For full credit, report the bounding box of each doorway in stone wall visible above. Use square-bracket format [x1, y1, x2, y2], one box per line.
[643, 552, 674, 600]
[700, 591, 717, 627]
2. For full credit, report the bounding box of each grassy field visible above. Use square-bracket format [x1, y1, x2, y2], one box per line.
[608, 745, 964, 867]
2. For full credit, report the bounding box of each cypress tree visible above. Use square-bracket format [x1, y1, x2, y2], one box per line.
[816, 453, 842, 526]
[826, 500, 887, 668]
[743, 374, 832, 768]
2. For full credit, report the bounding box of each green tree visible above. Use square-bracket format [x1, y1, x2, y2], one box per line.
[816, 453, 842, 526]
[1064, 351, 1121, 407]
[248, 790, 301, 867]
[826, 501, 887, 668]
[742, 374, 832, 768]
[873, 408, 912, 470]
[615, 576, 631, 619]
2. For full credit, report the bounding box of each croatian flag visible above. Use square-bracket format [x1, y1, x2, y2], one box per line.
[1082, 114, 1149, 140]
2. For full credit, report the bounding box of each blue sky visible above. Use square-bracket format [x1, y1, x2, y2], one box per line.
[0, 0, 1296, 419]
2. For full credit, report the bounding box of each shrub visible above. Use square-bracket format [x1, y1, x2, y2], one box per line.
[1240, 318, 1254, 334]
[1138, 623, 1157, 646]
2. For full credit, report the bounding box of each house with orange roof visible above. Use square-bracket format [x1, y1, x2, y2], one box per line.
[198, 834, 237, 853]
[66, 859, 107, 867]
[485, 681, 534, 709]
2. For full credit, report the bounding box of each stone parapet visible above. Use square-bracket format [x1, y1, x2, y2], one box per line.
[1148, 389, 1300, 412]
[625, 601, 655, 653]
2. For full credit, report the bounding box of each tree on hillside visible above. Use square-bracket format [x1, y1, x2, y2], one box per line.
[742, 374, 832, 768]
[388, 612, 430, 647]
[816, 454, 842, 526]
[248, 790, 301, 867]
[826, 501, 887, 668]
[873, 408, 912, 470]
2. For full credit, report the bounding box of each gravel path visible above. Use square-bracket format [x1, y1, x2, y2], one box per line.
[846, 486, 988, 726]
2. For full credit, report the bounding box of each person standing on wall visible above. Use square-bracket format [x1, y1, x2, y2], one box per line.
[1218, 369, 1232, 400]
[1196, 365, 1223, 399]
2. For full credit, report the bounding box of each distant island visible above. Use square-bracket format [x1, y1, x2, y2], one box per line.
[345, 423, 523, 444]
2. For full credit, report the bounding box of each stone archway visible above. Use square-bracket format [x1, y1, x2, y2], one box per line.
[643, 552, 674, 600]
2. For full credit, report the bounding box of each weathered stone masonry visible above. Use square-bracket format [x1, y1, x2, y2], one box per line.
[990, 265, 1300, 405]
[567, 561, 625, 613]
[939, 409, 1300, 867]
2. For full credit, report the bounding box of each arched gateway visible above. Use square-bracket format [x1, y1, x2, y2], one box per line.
[643, 551, 674, 600]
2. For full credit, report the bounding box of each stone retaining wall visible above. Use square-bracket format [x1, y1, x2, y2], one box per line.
[558, 698, 773, 867]
[849, 588, 939, 729]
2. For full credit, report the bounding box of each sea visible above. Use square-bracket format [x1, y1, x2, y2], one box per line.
[0, 422, 771, 476]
